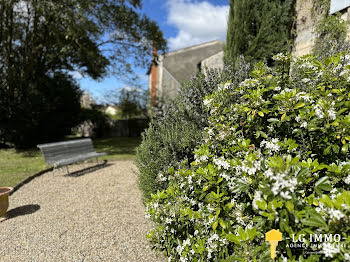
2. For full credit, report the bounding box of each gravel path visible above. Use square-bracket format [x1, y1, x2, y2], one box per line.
[0, 160, 164, 262]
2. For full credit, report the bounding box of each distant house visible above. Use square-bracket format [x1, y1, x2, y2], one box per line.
[148, 40, 224, 103]
[105, 105, 118, 115]
[293, 0, 350, 57]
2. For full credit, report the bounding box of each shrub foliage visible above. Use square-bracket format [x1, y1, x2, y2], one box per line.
[146, 53, 350, 261]
[136, 60, 250, 202]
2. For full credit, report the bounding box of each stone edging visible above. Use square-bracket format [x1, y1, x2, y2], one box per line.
[10, 167, 54, 196]
[10, 160, 109, 196]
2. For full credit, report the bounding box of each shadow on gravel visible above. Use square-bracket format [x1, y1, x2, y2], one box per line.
[66, 161, 113, 177]
[4, 204, 41, 220]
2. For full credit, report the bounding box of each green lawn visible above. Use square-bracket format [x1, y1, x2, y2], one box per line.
[0, 136, 141, 187]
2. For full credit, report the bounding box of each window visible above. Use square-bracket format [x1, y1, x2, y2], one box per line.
[330, 0, 350, 14]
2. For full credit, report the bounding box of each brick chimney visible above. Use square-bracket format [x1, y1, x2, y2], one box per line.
[151, 45, 158, 106]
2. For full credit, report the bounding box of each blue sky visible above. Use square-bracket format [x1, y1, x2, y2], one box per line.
[79, 0, 229, 104]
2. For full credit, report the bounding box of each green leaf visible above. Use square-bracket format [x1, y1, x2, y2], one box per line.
[212, 220, 218, 230]
[323, 146, 332, 155]
[285, 201, 294, 213]
[294, 102, 305, 109]
[232, 178, 249, 193]
[337, 108, 348, 116]
[238, 227, 247, 240]
[281, 113, 286, 121]
[301, 212, 327, 227]
[290, 156, 300, 165]
[332, 144, 340, 154]
[225, 234, 241, 245]
[258, 111, 264, 117]
[342, 144, 349, 154]
[225, 202, 234, 210]
[256, 200, 267, 210]
[315, 176, 332, 195]
[267, 118, 279, 123]
[252, 216, 263, 223]
[259, 131, 268, 138]
[320, 194, 333, 208]
[247, 227, 256, 241]
[166, 186, 174, 196]
[219, 218, 226, 229]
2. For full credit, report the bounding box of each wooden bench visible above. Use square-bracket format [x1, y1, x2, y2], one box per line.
[37, 138, 106, 175]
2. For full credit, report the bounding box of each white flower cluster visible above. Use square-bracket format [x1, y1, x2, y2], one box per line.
[234, 203, 247, 226]
[342, 55, 350, 61]
[264, 169, 274, 179]
[252, 191, 262, 210]
[238, 160, 261, 176]
[300, 121, 307, 128]
[344, 175, 350, 185]
[203, 98, 213, 107]
[239, 78, 260, 88]
[272, 53, 288, 62]
[157, 172, 167, 182]
[218, 82, 232, 91]
[301, 78, 310, 83]
[194, 153, 209, 164]
[176, 238, 192, 261]
[295, 114, 307, 128]
[280, 88, 292, 95]
[315, 104, 324, 119]
[213, 157, 230, 170]
[314, 101, 337, 120]
[220, 172, 236, 191]
[296, 92, 313, 103]
[206, 233, 221, 259]
[299, 61, 317, 71]
[264, 169, 297, 199]
[315, 202, 346, 221]
[322, 242, 340, 258]
[332, 64, 342, 73]
[329, 209, 345, 220]
[327, 107, 336, 120]
[260, 138, 280, 154]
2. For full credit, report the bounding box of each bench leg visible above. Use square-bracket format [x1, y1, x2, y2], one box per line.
[66, 166, 70, 175]
[96, 157, 98, 164]
[52, 167, 56, 176]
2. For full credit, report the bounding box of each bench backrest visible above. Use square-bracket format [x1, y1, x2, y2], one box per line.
[37, 138, 95, 164]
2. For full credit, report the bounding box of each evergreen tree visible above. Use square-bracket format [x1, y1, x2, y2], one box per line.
[224, 0, 294, 65]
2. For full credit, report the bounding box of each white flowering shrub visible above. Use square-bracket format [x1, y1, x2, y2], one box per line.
[146, 53, 350, 261]
[136, 58, 250, 202]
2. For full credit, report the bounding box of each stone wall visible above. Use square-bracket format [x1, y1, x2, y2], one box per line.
[293, 0, 319, 57]
[162, 40, 224, 83]
[293, 0, 350, 57]
[153, 40, 224, 102]
[201, 51, 224, 74]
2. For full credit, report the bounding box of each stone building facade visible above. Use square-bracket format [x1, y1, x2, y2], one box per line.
[148, 40, 224, 103]
[293, 0, 350, 57]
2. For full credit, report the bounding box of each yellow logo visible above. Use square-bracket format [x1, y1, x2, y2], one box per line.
[265, 229, 282, 259]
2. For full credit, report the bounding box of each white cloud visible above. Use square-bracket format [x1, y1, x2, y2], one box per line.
[70, 71, 83, 79]
[166, 0, 229, 50]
